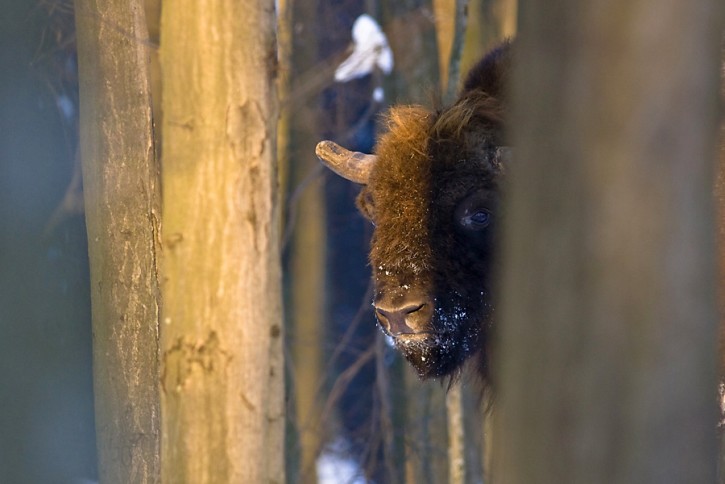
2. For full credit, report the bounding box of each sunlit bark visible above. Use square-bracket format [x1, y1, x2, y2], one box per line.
[159, 0, 284, 481]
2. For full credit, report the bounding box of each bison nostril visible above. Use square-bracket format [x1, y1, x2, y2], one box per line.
[401, 303, 425, 315]
[374, 302, 427, 335]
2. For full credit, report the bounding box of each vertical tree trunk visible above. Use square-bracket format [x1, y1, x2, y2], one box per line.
[499, 1, 723, 483]
[288, 173, 326, 483]
[159, 0, 284, 482]
[285, 1, 327, 481]
[382, 0, 441, 103]
[719, 44, 725, 375]
[74, 1, 161, 482]
[435, 0, 468, 102]
[462, 0, 517, 71]
[446, 385, 465, 484]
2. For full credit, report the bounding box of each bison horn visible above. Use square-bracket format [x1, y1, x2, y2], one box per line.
[315, 140, 376, 184]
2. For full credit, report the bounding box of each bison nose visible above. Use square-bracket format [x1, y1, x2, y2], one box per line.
[374, 301, 428, 336]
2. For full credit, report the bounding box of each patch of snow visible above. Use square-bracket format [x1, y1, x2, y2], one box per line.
[334, 14, 393, 82]
[384, 334, 395, 348]
[57, 95, 75, 121]
[317, 439, 367, 484]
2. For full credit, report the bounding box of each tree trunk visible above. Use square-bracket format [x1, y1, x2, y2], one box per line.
[717, 40, 725, 484]
[288, 172, 326, 483]
[159, 0, 284, 481]
[462, 0, 517, 72]
[382, 0, 441, 103]
[284, 1, 327, 481]
[74, 1, 161, 482]
[446, 385, 465, 484]
[434, 0, 468, 102]
[499, 1, 723, 483]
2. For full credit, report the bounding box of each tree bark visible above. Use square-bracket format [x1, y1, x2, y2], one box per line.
[159, 0, 284, 482]
[499, 1, 723, 483]
[74, 1, 161, 482]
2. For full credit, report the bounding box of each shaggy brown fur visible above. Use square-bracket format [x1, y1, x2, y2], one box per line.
[356, 42, 512, 380]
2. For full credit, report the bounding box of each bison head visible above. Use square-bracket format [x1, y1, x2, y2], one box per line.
[317, 43, 511, 380]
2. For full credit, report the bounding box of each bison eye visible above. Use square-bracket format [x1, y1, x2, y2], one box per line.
[461, 209, 491, 230]
[454, 190, 496, 233]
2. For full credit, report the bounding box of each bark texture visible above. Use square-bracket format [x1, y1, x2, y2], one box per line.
[74, 1, 161, 482]
[499, 1, 724, 483]
[159, 0, 284, 482]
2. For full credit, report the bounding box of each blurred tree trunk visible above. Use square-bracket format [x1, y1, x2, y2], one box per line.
[74, 1, 161, 482]
[499, 1, 723, 483]
[382, 0, 441, 103]
[717, 41, 725, 484]
[159, 0, 284, 481]
[433, 0, 454, 94]
[446, 385, 465, 484]
[462, 0, 517, 72]
[434, 0, 468, 100]
[286, 1, 327, 482]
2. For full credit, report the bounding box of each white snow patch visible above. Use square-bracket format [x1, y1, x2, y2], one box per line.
[317, 439, 367, 484]
[57, 95, 75, 120]
[334, 14, 393, 82]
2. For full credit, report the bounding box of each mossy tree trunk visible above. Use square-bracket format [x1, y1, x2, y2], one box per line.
[159, 0, 284, 481]
[499, 1, 723, 483]
[74, 1, 161, 482]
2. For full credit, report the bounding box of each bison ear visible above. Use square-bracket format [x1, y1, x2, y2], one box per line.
[315, 140, 377, 184]
[461, 40, 512, 100]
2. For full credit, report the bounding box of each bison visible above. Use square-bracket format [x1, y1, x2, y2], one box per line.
[316, 43, 512, 381]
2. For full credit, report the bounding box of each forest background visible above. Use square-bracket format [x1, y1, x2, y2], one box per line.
[1, 0, 722, 482]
